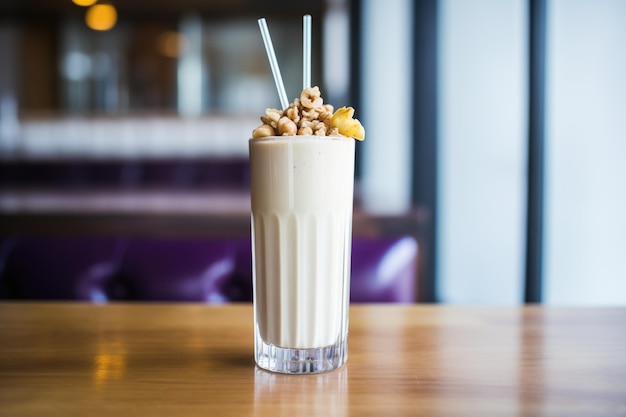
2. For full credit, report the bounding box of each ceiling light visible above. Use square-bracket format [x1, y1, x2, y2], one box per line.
[85, 4, 117, 31]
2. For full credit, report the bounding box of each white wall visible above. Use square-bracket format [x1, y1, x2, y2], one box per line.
[544, 0, 626, 305]
[437, 0, 527, 304]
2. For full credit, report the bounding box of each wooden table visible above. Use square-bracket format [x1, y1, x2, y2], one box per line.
[0, 303, 624, 416]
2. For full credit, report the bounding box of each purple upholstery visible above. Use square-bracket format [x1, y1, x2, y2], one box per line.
[0, 235, 418, 303]
[120, 238, 246, 302]
[1, 237, 126, 302]
[230, 240, 254, 301]
[351, 237, 417, 302]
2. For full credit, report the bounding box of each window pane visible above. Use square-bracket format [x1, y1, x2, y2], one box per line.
[438, 0, 527, 304]
[544, 0, 626, 305]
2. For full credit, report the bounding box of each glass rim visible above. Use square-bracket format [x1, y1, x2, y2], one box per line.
[249, 135, 355, 143]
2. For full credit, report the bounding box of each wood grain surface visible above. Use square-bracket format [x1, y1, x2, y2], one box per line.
[0, 303, 624, 416]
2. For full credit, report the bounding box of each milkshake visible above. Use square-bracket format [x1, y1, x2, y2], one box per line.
[250, 87, 364, 374]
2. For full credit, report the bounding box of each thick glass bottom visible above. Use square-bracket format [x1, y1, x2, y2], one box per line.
[255, 331, 348, 374]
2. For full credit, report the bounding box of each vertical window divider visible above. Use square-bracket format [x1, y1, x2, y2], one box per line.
[525, 0, 547, 303]
[412, 0, 438, 302]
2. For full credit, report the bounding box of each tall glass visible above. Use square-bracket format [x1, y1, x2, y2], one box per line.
[249, 135, 355, 374]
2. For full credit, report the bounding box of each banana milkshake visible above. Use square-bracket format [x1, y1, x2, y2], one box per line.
[250, 86, 364, 374]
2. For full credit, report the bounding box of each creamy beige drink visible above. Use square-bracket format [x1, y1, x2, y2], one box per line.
[250, 86, 363, 373]
[250, 136, 355, 350]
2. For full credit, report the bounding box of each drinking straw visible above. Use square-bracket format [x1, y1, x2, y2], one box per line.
[303, 14, 312, 89]
[257, 18, 289, 109]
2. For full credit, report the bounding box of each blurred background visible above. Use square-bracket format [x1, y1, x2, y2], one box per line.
[0, 0, 624, 305]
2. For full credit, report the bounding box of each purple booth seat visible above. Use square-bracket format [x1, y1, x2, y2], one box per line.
[116, 236, 417, 303]
[119, 238, 248, 303]
[1, 236, 127, 302]
[351, 237, 417, 303]
[0, 235, 418, 303]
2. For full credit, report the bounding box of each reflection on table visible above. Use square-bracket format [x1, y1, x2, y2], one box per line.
[0, 303, 625, 417]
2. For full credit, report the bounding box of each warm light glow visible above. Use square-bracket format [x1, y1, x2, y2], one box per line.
[156, 31, 188, 59]
[85, 4, 117, 31]
[72, 0, 97, 6]
[93, 339, 126, 388]
[94, 354, 125, 384]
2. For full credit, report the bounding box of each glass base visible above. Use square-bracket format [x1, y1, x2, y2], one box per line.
[255, 332, 347, 374]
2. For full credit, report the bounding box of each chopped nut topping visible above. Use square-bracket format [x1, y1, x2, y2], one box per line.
[297, 126, 313, 135]
[285, 106, 300, 124]
[260, 108, 282, 129]
[250, 86, 364, 140]
[277, 116, 297, 136]
[252, 124, 276, 138]
[301, 108, 319, 122]
[300, 86, 323, 109]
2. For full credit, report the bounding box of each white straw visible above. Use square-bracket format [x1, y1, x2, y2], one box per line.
[258, 18, 289, 109]
[303, 14, 312, 89]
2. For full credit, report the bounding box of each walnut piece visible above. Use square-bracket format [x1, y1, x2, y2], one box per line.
[252, 124, 275, 138]
[297, 126, 313, 135]
[317, 106, 333, 128]
[285, 106, 300, 124]
[301, 108, 319, 122]
[260, 108, 282, 129]
[277, 116, 297, 136]
[300, 86, 323, 109]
